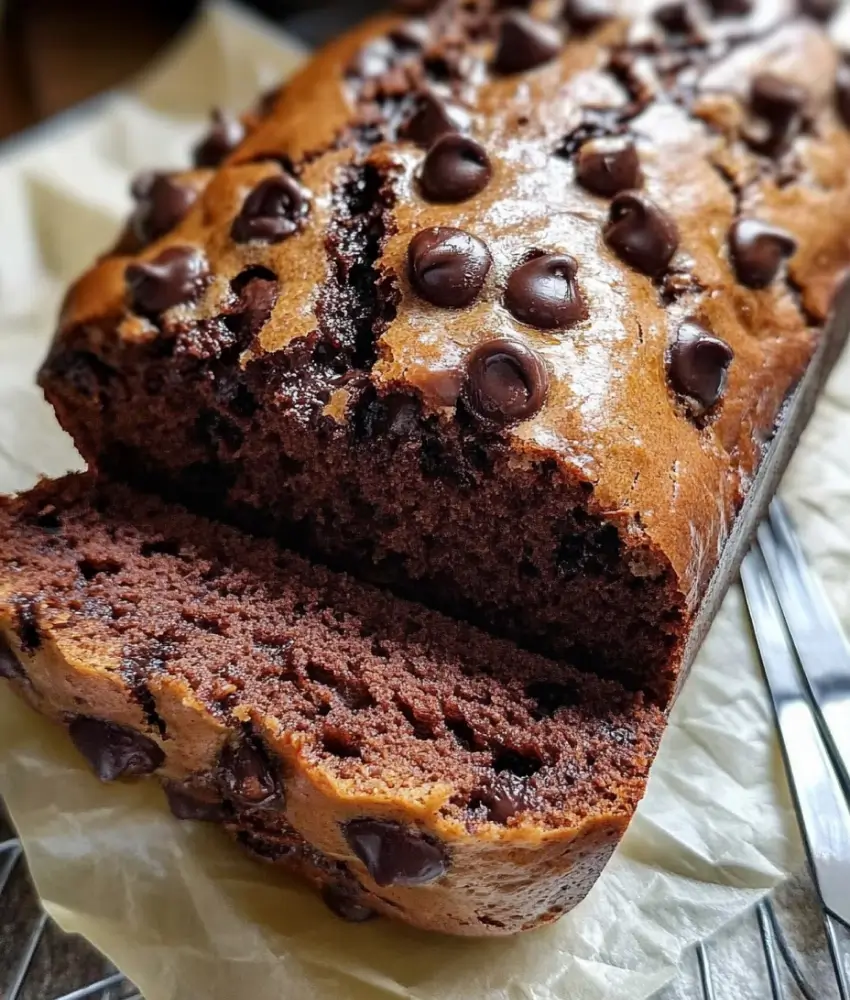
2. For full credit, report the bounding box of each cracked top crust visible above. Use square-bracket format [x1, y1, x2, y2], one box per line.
[54, 0, 850, 606]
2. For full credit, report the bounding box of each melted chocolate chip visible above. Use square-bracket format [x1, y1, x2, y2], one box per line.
[465, 338, 549, 425]
[232, 174, 309, 244]
[605, 191, 679, 276]
[344, 819, 448, 887]
[164, 782, 227, 823]
[130, 173, 197, 245]
[576, 137, 642, 197]
[0, 634, 24, 681]
[505, 253, 587, 329]
[419, 134, 493, 203]
[562, 0, 616, 32]
[800, 0, 838, 20]
[729, 219, 797, 288]
[493, 12, 561, 75]
[126, 247, 210, 315]
[408, 227, 492, 308]
[219, 737, 281, 810]
[475, 772, 531, 824]
[322, 884, 379, 923]
[68, 717, 165, 782]
[668, 321, 734, 416]
[193, 109, 246, 168]
[836, 64, 850, 129]
[400, 92, 471, 147]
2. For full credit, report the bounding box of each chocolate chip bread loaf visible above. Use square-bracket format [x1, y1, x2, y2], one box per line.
[0, 476, 664, 936]
[40, 0, 850, 701]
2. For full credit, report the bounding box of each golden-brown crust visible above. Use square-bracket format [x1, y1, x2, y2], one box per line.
[49, 1, 850, 612]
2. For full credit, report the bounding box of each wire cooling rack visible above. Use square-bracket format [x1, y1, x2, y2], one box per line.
[1, 799, 847, 1000]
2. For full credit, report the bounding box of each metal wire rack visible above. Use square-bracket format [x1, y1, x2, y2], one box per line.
[1, 807, 847, 1000]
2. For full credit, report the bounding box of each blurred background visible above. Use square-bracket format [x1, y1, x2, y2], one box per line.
[0, 0, 383, 142]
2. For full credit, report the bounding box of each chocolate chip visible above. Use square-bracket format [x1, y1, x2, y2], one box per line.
[68, 717, 165, 782]
[751, 73, 807, 122]
[232, 174, 309, 244]
[562, 0, 616, 32]
[130, 173, 197, 245]
[667, 321, 733, 416]
[746, 73, 807, 154]
[400, 92, 471, 147]
[475, 772, 531, 824]
[654, 1, 696, 34]
[576, 137, 642, 197]
[605, 191, 679, 276]
[505, 253, 587, 329]
[219, 737, 281, 810]
[15, 600, 40, 652]
[408, 227, 492, 308]
[799, 0, 838, 20]
[344, 819, 448, 887]
[705, 0, 752, 12]
[465, 338, 549, 424]
[493, 12, 561, 74]
[322, 884, 379, 923]
[419, 134, 492, 203]
[836, 64, 850, 129]
[193, 109, 246, 168]
[729, 219, 797, 288]
[126, 246, 210, 315]
[0, 635, 24, 682]
[164, 782, 227, 823]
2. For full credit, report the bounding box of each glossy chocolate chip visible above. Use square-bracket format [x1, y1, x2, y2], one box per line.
[164, 782, 227, 823]
[232, 174, 309, 244]
[800, 0, 838, 20]
[605, 191, 679, 276]
[476, 773, 531, 824]
[668, 321, 734, 416]
[505, 253, 587, 329]
[562, 0, 616, 31]
[193, 109, 246, 168]
[465, 338, 550, 425]
[576, 137, 642, 197]
[0, 635, 24, 681]
[408, 227, 492, 308]
[419, 134, 492, 203]
[126, 246, 210, 315]
[344, 819, 448, 887]
[493, 12, 561, 75]
[836, 64, 850, 128]
[219, 737, 281, 810]
[751, 73, 807, 122]
[401, 92, 471, 147]
[322, 884, 379, 923]
[130, 173, 197, 245]
[69, 717, 165, 782]
[729, 219, 797, 288]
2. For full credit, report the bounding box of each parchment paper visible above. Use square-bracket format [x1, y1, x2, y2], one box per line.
[0, 3, 848, 998]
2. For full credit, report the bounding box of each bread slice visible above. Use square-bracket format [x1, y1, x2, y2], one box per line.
[0, 475, 664, 935]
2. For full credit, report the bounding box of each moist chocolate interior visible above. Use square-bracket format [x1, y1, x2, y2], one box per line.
[0, 478, 664, 832]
